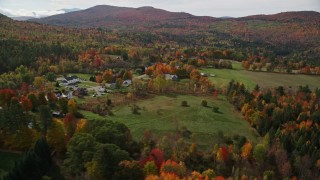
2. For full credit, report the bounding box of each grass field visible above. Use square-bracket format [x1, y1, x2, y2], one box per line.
[200, 62, 320, 90]
[0, 152, 22, 178]
[68, 73, 93, 81]
[103, 95, 260, 149]
[79, 109, 106, 120]
[201, 68, 256, 90]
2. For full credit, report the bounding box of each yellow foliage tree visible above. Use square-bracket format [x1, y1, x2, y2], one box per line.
[145, 175, 159, 180]
[241, 142, 253, 159]
[47, 119, 66, 153]
[86, 160, 105, 180]
[76, 119, 88, 133]
[67, 98, 77, 114]
[14, 128, 40, 151]
[33, 76, 46, 89]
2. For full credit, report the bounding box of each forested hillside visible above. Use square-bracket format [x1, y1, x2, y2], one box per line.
[31, 7, 320, 65]
[0, 7, 320, 179]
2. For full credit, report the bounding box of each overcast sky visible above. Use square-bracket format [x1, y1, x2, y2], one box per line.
[0, 0, 319, 18]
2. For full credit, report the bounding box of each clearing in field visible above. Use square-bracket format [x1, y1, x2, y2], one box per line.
[200, 62, 320, 90]
[105, 95, 259, 149]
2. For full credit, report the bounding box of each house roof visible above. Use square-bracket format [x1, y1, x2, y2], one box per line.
[123, 79, 132, 83]
[65, 77, 74, 81]
[65, 76, 79, 81]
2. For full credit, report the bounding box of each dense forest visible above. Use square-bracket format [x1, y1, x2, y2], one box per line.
[0, 7, 320, 180]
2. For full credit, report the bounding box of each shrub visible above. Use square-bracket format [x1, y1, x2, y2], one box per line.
[181, 126, 192, 139]
[55, 81, 60, 87]
[131, 104, 141, 114]
[212, 106, 219, 113]
[201, 100, 208, 107]
[144, 161, 158, 176]
[181, 101, 188, 107]
[202, 169, 216, 179]
[89, 76, 96, 82]
[106, 98, 112, 106]
[73, 111, 84, 118]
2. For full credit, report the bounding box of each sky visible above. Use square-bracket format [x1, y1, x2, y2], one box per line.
[0, 0, 319, 18]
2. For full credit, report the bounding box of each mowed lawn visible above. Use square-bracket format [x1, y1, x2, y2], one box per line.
[107, 95, 259, 149]
[0, 152, 22, 178]
[200, 62, 320, 90]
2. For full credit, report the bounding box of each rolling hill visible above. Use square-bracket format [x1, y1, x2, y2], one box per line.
[241, 11, 320, 22]
[1, 5, 320, 65]
[30, 6, 320, 65]
[31, 5, 215, 29]
[31, 5, 320, 31]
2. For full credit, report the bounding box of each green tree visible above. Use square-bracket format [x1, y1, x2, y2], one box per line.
[89, 143, 130, 179]
[5, 138, 52, 180]
[253, 144, 266, 163]
[15, 65, 33, 84]
[63, 133, 96, 175]
[28, 93, 39, 111]
[38, 92, 47, 105]
[0, 98, 27, 132]
[113, 160, 144, 180]
[58, 98, 68, 114]
[45, 72, 57, 82]
[143, 161, 158, 176]
[38, 105, 53, 136]
[91, 121, 132, 150]
[55, 81, 60, 87]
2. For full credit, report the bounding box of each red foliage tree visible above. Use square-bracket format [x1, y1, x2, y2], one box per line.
[21, 82, 29, 94]
[96, 74, 103, 84]
[63, 113, 76, 140]
[140, 148, 164, 170]
[0, 89, 16, 107]
[20, 96, 32, 112]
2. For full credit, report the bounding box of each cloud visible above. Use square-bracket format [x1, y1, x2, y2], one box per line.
[0, 0, 319, 17]
[0, 8, 66, 18]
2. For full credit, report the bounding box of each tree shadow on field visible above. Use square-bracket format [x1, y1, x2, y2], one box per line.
[165, 93, 178, 98]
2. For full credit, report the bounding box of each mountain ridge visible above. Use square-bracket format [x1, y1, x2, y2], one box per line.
[31, 5, 320, 28]
[30, 5, 216, 28]
[241, 11, 320, 22]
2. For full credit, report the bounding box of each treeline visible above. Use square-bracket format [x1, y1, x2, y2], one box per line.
[242, 57, 320, 74]
[0, 39, 78, 73]
[226, 81, 320, 179]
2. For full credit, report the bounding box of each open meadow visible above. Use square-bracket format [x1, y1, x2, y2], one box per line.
[200, 61, 320, 90]
[98, 95, 260, 149]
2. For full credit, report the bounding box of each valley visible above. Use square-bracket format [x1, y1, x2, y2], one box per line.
[0, 4, 320, 180]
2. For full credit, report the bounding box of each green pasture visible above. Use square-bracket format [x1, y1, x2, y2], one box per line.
[108, 95, 259, 149]
[201, 61, 320, 90]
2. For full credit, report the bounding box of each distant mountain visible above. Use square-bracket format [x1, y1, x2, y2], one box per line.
[10, 16, 36, 21]
[241, 11, 320, 22]
[31, 5, 215, 29]
[0, 13, 7, 19]
[218, 16, 234, 19]
[5, 8, 81, 21]
[59, 8, 81, 13]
